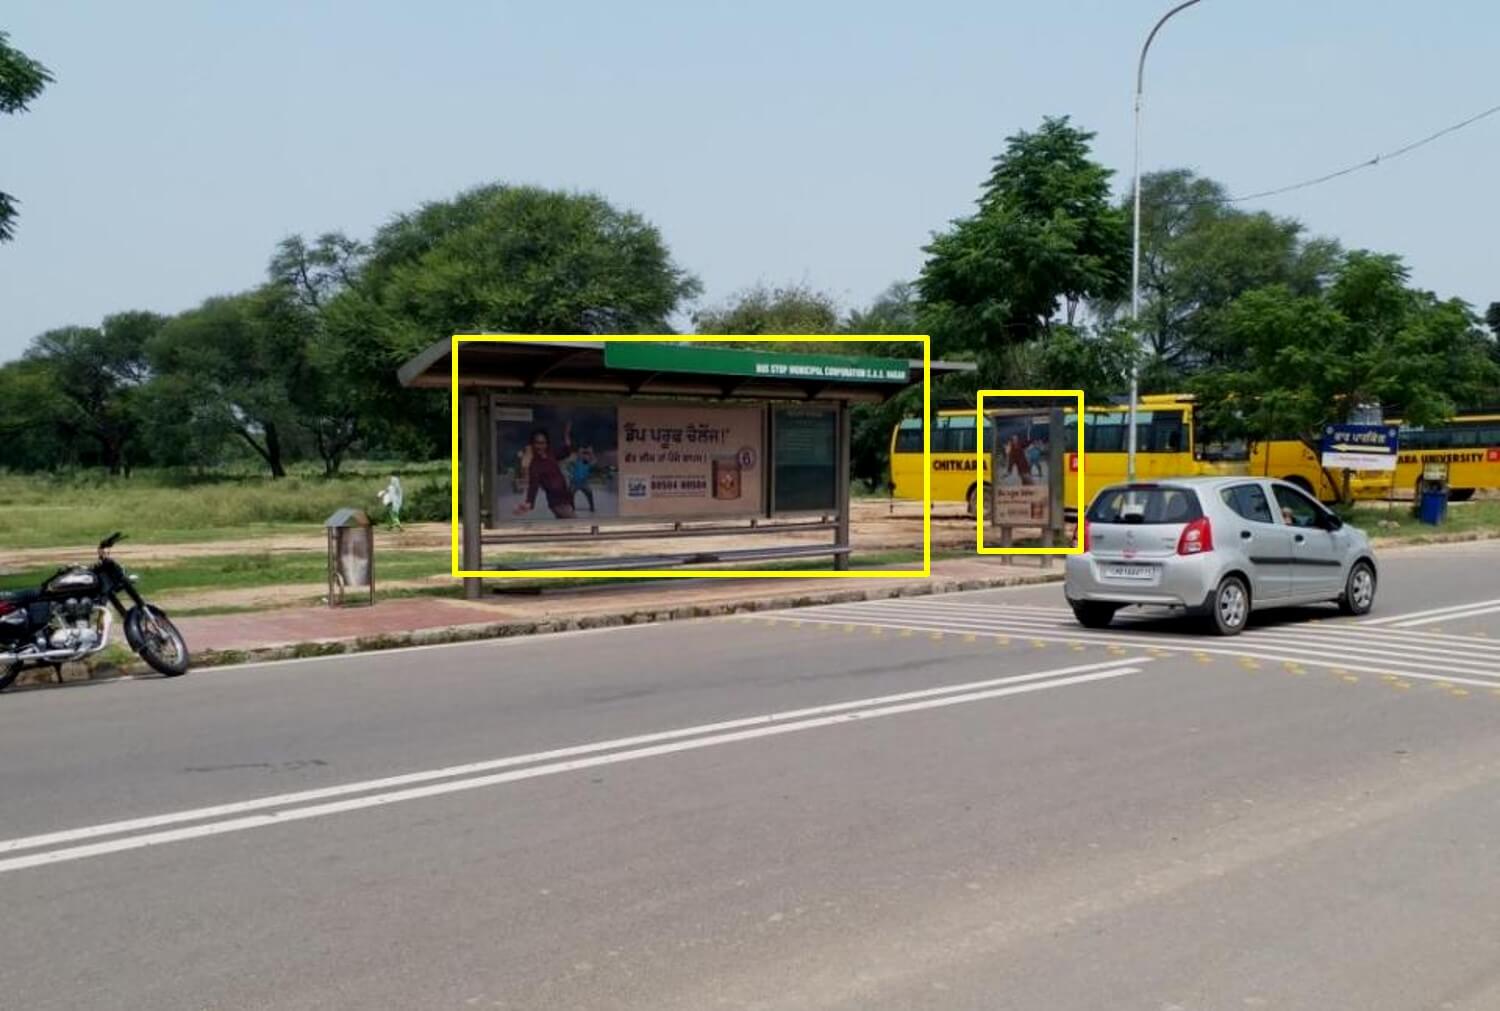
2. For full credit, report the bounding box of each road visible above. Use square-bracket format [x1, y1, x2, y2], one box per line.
[4, 541, 1500, 1010]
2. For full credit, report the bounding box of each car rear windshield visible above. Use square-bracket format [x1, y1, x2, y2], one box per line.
[1087, 485, 1204, 524]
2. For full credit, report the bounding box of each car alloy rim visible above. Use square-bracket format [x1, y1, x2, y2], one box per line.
[1352, 567, 1374, 608]
[1219, 582, 1246, 628]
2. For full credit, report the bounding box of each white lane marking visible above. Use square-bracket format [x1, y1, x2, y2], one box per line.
[0, 663, 1147, 875]
[850, 601, 1500, 674]
[818, 598, 1500, 655]
[1361, 598, 1500, 626]
[1388, 603, 1500, 628]
[860, 599, 1500, 654]
[786, 609, 1500, 689]
[0, 656, 1141, 858]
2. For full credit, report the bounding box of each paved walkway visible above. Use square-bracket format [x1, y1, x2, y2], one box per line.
[175, 557, 1063, 656]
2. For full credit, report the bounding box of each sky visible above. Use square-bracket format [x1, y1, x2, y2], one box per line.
[3, 0, 1496, 360]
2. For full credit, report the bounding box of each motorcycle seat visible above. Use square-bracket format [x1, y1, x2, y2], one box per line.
[0, 588, 42, 605]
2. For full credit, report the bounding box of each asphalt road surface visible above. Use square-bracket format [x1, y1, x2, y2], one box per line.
[5, 541, 1500, 1010]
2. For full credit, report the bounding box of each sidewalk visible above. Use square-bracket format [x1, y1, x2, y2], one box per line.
[83, 557, 1063, 681]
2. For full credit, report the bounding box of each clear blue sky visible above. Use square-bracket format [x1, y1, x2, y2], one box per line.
[3, 0, 1496, 359]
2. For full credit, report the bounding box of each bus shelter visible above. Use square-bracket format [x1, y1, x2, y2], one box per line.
[397, 338, 961, 596]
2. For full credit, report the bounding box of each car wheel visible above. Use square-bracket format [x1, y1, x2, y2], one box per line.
[1207, 575, 1250, 636]
[1339, 560, 1377, 616]
[1071, 602, 1117, 629]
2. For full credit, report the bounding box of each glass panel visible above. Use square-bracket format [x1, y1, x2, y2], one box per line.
[1272, 485, 1322, 528]
[1087, 485, 1203, 524]
[1221, 484, 1274, 523]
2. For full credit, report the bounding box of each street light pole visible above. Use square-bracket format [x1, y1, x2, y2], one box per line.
[1128, 0, 1204, 481]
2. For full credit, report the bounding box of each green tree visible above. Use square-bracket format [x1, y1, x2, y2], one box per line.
[0, 30, 54, 242]
[23, 312, 163, 474]
[150, 291, 308, 478]
[269, 233, 370, 475]
[843, 282, 919, 336]
[693, 282, 838, 334]
[1192, 253, 1500, 501]
[343, 183, 700, 458]
[1122, 169, 1342, 388]
[918, 116, 1129, 360]
[0, 358, 74, 470]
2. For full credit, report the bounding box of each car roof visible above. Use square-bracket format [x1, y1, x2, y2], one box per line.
[1095, 475, 1289, 494]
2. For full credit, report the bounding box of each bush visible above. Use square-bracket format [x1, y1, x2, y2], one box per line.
[402, 478, 452, 523]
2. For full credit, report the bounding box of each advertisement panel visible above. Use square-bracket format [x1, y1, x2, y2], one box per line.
[618, 404, 764, 517]
[992, 413, 1052, 488]
[494, 403, 620, 522]
[993, 485, 1050, 525]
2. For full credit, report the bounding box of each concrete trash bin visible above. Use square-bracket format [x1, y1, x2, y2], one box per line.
[325, 508, 375, 606]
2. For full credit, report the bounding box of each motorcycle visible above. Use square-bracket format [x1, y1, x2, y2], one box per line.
[0, 532, 189, 692]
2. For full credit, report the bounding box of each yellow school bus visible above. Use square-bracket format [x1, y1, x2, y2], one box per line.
[1254, 411, 1500, 502]
[889, 394, 1248, 513]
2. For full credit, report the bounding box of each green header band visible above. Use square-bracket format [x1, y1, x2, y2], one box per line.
[603, 343, 910, 384]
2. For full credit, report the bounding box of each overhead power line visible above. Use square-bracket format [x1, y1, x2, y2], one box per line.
[1165, 101, 1500, 206]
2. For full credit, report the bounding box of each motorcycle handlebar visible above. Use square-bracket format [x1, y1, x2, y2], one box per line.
[98, 532, 124, 553]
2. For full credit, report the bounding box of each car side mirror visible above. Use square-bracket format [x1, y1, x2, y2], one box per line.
[1323, 512, 1344, 531]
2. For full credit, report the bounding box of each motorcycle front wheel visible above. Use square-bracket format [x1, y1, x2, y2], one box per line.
[125, 605, 190, 677]
[0, 663, 20, 693]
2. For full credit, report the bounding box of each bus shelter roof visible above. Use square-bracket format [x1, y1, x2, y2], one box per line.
[397, 338, 971, 404]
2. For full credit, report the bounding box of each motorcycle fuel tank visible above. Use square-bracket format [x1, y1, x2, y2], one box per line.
[43, 567, 100, 594]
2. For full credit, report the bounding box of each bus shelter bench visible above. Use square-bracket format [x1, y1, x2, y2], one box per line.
[487, 543, 852, 572]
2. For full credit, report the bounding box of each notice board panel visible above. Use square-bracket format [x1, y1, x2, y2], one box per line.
[773, 406, 837, 513]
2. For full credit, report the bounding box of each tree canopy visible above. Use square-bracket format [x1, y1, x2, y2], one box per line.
[918, 116, 1129, 356]
[0, 30, 54, 242]
[1192, 252, 1500, 496]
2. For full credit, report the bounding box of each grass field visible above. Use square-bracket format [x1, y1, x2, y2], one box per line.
[1344, 500, 1500, 537]
[0, 464, 448, 549]
[0, 548, 453, 597]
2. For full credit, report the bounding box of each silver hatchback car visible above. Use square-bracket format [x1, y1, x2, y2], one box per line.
[1064, 476, 1378, 635]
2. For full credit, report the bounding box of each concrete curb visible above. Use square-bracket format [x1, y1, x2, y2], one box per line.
[15, 569, 1067, 689]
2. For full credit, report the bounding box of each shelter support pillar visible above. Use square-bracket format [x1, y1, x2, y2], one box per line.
[835, 399, 851, 570]
[1042, 405, 1066, 569]
[461, 392, 483, 599]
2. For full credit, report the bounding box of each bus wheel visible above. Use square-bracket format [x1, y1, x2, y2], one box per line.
[966, 482, 992, 516]
[1448, 488, 1475, 503]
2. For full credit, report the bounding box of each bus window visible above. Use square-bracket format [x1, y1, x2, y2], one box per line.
[937, 415, 977, 455]
[893, 419, 923, 453]
[1089, 412, 1127, 452]
[1143, 410, 1184, 453]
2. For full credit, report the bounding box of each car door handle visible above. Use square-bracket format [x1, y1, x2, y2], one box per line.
[1240, 530, 1252, 539]
[1294, 533, 1305, 543]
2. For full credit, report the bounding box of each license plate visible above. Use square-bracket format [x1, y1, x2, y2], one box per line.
[1105, 563, 1157, 581]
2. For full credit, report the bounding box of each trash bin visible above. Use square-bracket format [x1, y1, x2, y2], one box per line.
[1417, 487, 1447, 525]
[1414, 461, 1450, 526]
[325, 508, 375, 606]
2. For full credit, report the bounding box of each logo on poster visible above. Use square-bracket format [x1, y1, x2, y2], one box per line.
[626, 476, 650, 500]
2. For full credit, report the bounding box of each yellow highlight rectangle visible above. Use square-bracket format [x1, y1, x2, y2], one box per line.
[974, 389, 1086, 555]
[450, 334, 932, 579]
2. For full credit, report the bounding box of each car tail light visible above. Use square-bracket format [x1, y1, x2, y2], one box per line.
[1177, 516, 1213, 555]
[1083, 521, 1092, 552]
